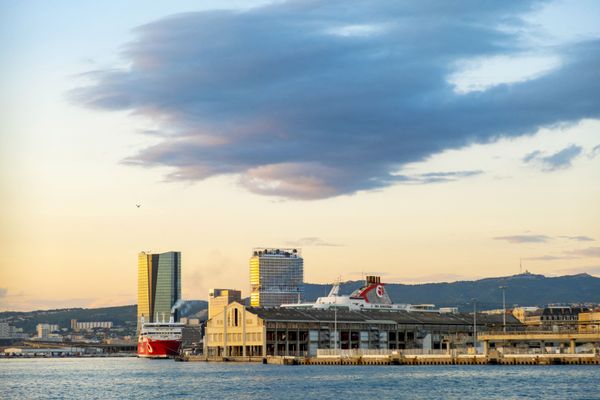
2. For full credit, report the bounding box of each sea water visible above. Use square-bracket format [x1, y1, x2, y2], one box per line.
[1, 358, 599, 399]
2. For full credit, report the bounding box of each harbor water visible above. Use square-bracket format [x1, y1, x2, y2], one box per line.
[1, 358, 599, 399]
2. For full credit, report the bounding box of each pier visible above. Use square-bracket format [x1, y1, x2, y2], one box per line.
[182, 348, 600, 365]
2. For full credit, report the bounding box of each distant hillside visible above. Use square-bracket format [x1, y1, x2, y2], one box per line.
[0, 300, 207, 334]
[303, 273, 600, 310]
[3, 273, 598, 333]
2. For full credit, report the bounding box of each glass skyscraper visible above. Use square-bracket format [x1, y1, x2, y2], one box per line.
[250, 248, 304, 307]
[137, 251, 181, 331]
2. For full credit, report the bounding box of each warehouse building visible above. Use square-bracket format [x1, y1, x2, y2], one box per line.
[205, 302, 517, 357]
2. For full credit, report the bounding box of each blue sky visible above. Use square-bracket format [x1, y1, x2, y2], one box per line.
[1, 0, 599, 310]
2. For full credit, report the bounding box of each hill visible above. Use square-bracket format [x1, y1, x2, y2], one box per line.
[303, 272, 600, 310]
[0, 300, 207, 334]
[3, 273, 599, 333]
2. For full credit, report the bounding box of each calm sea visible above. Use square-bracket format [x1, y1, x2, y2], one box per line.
[1, 358, 599, 399]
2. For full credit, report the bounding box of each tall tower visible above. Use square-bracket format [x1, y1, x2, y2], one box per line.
[137, 251, 181, 331]
[249, 248, 303, 307]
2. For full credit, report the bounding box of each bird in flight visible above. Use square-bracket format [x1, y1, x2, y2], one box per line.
[136, 204, 141, 208]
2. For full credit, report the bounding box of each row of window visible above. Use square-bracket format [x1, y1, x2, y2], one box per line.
[207, 332, 263, 343]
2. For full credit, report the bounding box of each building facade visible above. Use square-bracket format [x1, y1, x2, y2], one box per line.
[70, 319, 113, 331]
[137, 251, 182, 330]
[205, 302, 515, 357]
[249, 248, 303, 307]
[578, 311, 600, 333]
[36, 324, 59, 339]
[209, 289, 242, 320]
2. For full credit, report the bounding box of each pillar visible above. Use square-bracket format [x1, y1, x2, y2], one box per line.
[242, 308, 247, 357]
[223, 306, 228, 357]
[262, 325, 267, 357]
[483, 340, 489, 356]
[569, 339, 576, 354]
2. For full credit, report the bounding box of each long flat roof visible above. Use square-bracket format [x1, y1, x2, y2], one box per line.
[247, 307, 520, 326]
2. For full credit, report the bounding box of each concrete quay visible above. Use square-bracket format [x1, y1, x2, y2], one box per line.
[181, 353, 600, 365]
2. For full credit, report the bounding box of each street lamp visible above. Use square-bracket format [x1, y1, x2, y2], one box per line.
[499, 286, 507, 333]
[471, 298, 477, 352]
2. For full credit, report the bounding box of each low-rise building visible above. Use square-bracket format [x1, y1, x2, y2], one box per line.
[70, 320, 113, 331]
[205, 302, 517, 357]
[512, 306, 541, 325]
[578, 311, 600, 333]
[0, 323, 24, 339]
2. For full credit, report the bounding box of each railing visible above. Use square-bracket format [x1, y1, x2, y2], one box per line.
[317, 349, 398, 357]
[481, 328, 600, 336]
[316, 347, 598, 358]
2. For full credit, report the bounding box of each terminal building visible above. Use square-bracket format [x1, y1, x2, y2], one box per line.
[204, 301, 515, 357]
[249, 248, 303, 307]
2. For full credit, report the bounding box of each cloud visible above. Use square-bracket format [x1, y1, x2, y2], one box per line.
[71, 1, 600, 199]
[494, 234, 552, 244]
[526, 246, 600, 261]
[0, 288, 6, 298]
[522, 144, 583, 171]
[524, 255, 577, 261]
[565, 246, 600, 258]
[590, 144, 600, 158]
[559, 235, 594, 242]
[394, 170, 483, 184]
[285, 237, 343, 247]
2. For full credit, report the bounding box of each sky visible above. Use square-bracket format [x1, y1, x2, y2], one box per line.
[1, 0, 599, 311]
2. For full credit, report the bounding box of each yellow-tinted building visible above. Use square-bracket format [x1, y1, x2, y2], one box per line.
[578, 311, 600, 333]
[205, 302, 265, 357]
[208, 289, 242, 320]
[137, 252, 153, 331]
[249, 248, 303, 307]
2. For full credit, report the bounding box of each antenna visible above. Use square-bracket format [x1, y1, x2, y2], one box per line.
[519, 258, 522, 274]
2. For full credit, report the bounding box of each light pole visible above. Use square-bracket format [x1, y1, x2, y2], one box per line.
[474, 301, 477, 351]
[499, 286, 507, 333]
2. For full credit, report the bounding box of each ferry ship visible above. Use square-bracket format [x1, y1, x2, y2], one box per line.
[282, 275, 457, 313]
[137, 316, 184, 358]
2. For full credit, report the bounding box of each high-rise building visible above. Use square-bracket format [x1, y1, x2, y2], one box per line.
[36, 323, 59, 339]
[249, 248, 303, 307]
[209, 289, 242, 319]
[137, 251, 181, 331]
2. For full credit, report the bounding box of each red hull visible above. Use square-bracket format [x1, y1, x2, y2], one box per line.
[137, 338, 181, 358]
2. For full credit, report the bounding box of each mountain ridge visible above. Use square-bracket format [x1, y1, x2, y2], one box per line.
[2, 273, 598, 333]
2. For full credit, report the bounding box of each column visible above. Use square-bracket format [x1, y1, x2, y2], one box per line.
[569, 339, 575, 354]
[223, 306, 228, 357]
[262, 325, 267, 357]
[242, 308, 247, 357]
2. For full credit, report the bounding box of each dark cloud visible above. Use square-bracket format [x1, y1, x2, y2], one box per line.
[523, 144, 583, 171]
[285, 237, 343, 247]
[494, 234, 552, 244]
[71, 0, 600, 199]
[559, 235, 594, 242]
